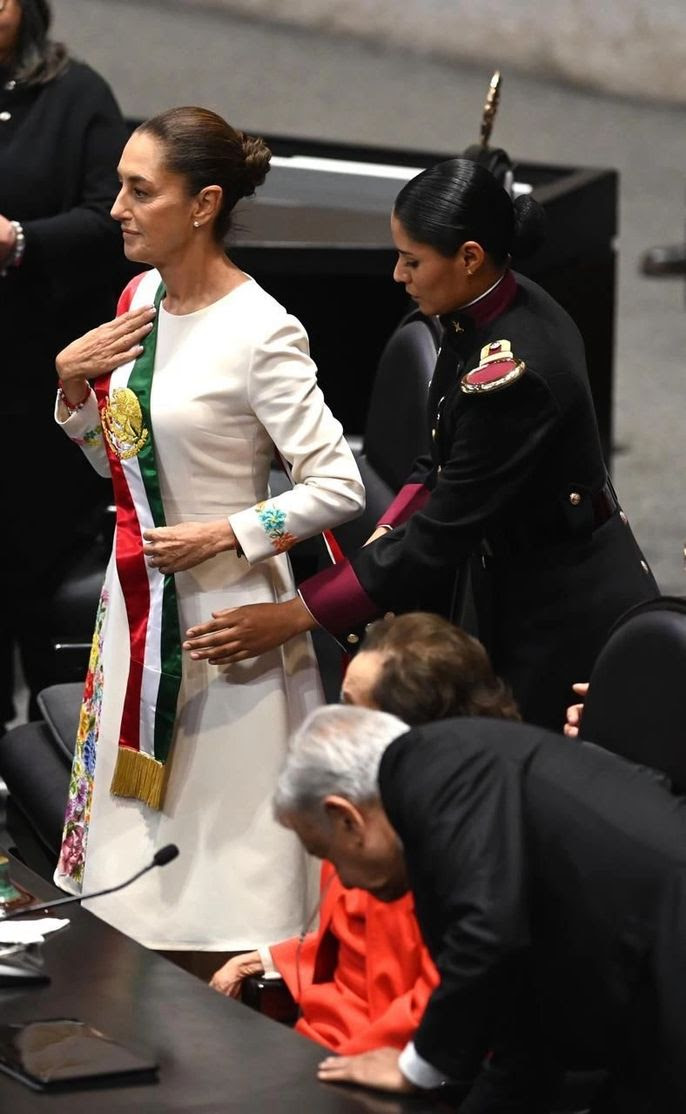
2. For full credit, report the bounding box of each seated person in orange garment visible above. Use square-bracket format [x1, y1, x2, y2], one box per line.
[209, 612, 520, 1054]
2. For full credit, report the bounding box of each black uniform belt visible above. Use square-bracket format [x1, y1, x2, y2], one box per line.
[482, 480, 619, 559]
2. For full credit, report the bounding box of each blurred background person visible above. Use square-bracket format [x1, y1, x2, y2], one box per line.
[0, 0, 130, 731]
[210, 613, 518, 1054]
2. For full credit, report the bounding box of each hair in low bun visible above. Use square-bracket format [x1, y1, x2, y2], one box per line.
[394, 156, 547, 265]
[511, 194, 547, 260]
[239, 133, 271, 198]
[137, 106, 270, 240]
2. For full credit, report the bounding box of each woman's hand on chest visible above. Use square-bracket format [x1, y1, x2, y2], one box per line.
[55, 305, 157, 385]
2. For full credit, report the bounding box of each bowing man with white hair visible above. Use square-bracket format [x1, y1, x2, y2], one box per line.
[274, 704, 686, 1113]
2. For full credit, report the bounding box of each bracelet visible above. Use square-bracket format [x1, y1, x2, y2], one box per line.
[0, 221, 25, 277]
[58, 381, 91, 412]
[9, 221, 25, 268]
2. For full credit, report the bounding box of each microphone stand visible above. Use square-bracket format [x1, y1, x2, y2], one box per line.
[0, 845, 179, 921]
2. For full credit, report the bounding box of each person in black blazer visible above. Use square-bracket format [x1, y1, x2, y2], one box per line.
[0, 0, 133, 726]
[274, 705, 686, 1112]
[184, 159, 658, 732]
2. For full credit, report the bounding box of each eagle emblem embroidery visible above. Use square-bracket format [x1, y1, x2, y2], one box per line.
[460, 340, 525, 394]
[102, 387, 149, 459]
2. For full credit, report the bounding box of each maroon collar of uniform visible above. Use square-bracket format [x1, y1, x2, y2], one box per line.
[444, 269, 518, 334]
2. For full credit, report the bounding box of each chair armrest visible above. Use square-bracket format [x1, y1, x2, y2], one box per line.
[36, 683, 83, 762]
[345, 433, 364, 458]
[241, 974, 298, 1026]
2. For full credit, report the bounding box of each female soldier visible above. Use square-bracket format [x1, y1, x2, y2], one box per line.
[183, 158, 658, 730]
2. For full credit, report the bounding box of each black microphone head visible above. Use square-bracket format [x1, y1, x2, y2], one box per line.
[153, 844, 179, 867]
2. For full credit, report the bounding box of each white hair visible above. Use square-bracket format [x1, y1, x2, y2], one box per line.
[273, 704, 408, 822]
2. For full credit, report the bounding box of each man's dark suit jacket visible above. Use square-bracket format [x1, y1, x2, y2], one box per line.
[379, 718, 686, 1112]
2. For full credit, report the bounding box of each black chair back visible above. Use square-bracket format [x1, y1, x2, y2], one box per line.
[364, 310, 439, 491]
[334, 309, 439, 554]
[581, 595, 686, 793]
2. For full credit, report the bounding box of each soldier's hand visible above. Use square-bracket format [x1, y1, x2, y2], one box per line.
[183, 597, 315, 664]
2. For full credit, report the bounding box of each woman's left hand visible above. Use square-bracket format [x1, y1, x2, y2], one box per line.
[143, 520, 236, 574]
[0, 215, 17, 265]
[317, 1048, 416, 1093]
[183, 597, 315, 663]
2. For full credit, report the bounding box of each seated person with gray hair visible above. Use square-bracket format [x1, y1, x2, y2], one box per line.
[210, 613, 518, 1058]
[273, 704, 686, 1113]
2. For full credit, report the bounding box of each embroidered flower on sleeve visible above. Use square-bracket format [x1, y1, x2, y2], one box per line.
[255, 502, 298, 553]
[73, 424, 103, 449]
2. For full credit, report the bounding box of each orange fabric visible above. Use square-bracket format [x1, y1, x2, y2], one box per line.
[270, 862, 439, 1055]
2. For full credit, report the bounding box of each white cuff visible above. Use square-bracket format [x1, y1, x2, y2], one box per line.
[398, 1042, 452, 1089]
[257, 945, 281, 979]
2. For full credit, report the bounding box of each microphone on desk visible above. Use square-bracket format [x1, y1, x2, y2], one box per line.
[0, 844, 180, 921]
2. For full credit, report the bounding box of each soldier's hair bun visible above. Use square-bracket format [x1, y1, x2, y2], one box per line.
[511, 194, 547, 260]
[394, 157, 548, 265]
[238, 132, 271, 198]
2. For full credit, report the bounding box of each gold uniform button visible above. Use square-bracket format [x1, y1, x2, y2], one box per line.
[346, 633, 360, 645]
[569, 492, 582, 506]
[431, 428, 437, 440]
[619, 511, 628, 525]
[640, 560, 650, 575]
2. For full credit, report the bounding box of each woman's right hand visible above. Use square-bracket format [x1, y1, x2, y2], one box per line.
[209, 951, 264, 998]
[55, 305, 157, 392]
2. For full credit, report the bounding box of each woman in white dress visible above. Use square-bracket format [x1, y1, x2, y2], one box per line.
[52, 106, 364, 969]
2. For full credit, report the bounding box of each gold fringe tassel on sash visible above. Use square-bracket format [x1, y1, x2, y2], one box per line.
[110, 747, 167, 811]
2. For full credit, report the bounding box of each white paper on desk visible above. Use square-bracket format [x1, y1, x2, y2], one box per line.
[0, 918, 70, 945]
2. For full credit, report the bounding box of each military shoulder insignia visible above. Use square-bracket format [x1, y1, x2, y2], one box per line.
[460, 340, 525, 394]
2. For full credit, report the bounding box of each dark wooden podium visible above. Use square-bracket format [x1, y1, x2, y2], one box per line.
[229, 133, 617, 462]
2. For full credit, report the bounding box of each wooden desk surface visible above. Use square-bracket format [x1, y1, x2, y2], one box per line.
[0, 853, 454, 1112]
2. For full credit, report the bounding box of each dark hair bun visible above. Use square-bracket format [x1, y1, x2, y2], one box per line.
[511, 194, 547, 259]
[239, 133, 271, 198]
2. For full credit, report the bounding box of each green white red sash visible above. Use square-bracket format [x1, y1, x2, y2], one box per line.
[95, 281, 182, 810]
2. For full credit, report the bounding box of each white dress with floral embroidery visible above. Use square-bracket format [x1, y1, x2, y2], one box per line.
[53, 269, 364, 950]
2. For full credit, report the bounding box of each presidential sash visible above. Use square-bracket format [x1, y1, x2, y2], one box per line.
[95, 283, 182, 810]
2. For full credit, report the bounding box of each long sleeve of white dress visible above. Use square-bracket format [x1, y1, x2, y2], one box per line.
[230, 315, 364, 564]
[54, 389, 110, 477]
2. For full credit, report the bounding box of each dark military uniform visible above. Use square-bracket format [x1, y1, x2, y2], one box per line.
[300, 270, 658, 729]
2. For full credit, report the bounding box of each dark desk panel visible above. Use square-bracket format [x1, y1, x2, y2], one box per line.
[0, 853, 454, 1113]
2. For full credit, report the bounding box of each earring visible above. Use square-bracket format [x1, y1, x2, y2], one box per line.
[193, 220, 200, 228]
